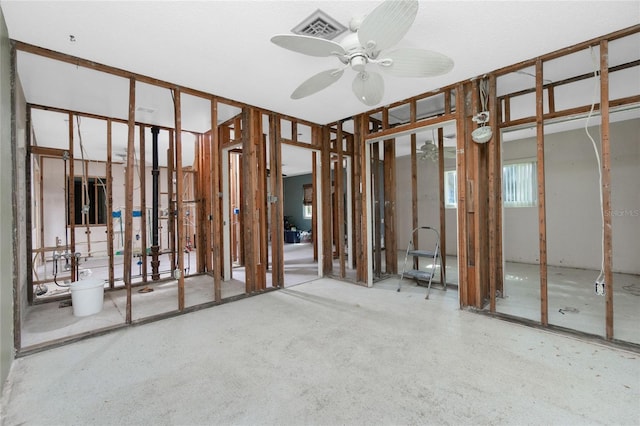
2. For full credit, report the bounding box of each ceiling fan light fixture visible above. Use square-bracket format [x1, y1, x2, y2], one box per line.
[350, 54, 367, 72]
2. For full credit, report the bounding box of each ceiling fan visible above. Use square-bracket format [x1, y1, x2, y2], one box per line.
[418, 141, 456, 162]
[271, 0, 454, 106]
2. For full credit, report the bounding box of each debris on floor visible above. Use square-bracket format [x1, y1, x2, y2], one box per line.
[59, 300, 72, 309]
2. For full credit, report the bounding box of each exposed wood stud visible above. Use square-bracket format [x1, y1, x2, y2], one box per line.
[357, 114, 369, 284]
[241, 108, 260, 293]
[336, 122, 346, 278]
[312, 151, 318, 261]
[410, 101, 418, 270]
[211, 99, 222, 302]
[455, 83, 468, 308]
[600, 40, 614, 340]
[174, 88, 185, 311]
[124, 78, 136, 324]
[26, 105, 34, 305]
[372, 140, 381, 278]
[410, 135, 418, 271]
[535, 59, 549, 326]
[321, 126, 333, 275]
[167, 130, 176, 274]
[352, 116, 364, 281]
[256, 115, 268, 291]
[487, 74, 502, 312]
[107, 119, 114, 289]
[268, 114, 285, 287]
[437, 128, 446, 288]
[383, 138, 397, 274]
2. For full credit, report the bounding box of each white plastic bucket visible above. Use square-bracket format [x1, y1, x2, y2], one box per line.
[70, 278, 105, 317]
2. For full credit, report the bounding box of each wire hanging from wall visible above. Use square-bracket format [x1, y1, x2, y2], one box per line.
[585, 46, 606, 294]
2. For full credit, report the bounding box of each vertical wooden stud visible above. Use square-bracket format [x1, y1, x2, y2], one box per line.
[269, 114, 285, 287]
[336, 122, 346, 278]
[107, 119, 114, 289]
[211, 99, 222, 301]
[372, 141, 381, 278]
[383, 138, 397, 275]
[174, 88, 185, 311]
[312, 151, 318, 261]
[321, 126, 333, 275]
[167, 129, 176, 275]
[241, 108, 258, 293]
[437, 127, 447, 288]
[124, 78, 136, 323]
[455, 84, 468, 308]
[600, 40, 614, 340]
[535, 59, 548, 326]
[410, 101, 419, 270]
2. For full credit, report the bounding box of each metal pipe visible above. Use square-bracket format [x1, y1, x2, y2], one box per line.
[151, 126, 161, 280]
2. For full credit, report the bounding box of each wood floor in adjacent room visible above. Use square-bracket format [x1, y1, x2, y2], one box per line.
[2, 277, 638, 425]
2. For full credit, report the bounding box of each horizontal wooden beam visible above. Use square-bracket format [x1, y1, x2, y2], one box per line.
[493, 24, 640, 78]
[364, 113, 456, 141]
[499, 94, 640, 128]
[29, 146, 66, 157]
[14, 40, 322, 129]
[281, 137, 321, 150]
[29, 103, 201, 135]
[500, 59, 640, 99]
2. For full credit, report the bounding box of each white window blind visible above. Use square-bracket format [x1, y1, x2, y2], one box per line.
[444, 170, 457, 208]
[502, 161, 537, 207]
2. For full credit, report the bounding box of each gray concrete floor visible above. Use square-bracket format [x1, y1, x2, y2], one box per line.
[22, 246, 639, 350]
[3, 277, 639, 425]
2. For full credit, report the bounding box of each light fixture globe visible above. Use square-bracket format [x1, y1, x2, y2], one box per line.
[472, 126, 492, 144]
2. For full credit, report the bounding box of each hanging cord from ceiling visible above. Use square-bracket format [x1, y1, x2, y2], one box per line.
[585, 46, 605, 289]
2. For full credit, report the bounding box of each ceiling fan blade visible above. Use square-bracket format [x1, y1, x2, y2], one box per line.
[271, 34, 346, 57]
[352, 71, 384, 106]
[291, 69, 345, 99]
[357, 0, 419, 53]
[380, 48, 454, 77]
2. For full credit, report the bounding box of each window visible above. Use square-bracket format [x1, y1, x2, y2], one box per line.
[70, 177, 108, 225]
[303, 204, 312, 219]
[303, 183, 313, 218]
[442, 160, 536, 209]
[444, 170, 457, 208]
[502, 161, 537, 207]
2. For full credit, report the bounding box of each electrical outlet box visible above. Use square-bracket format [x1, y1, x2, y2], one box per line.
[595, 279, 605, 296]
[173, 269, 181, 280]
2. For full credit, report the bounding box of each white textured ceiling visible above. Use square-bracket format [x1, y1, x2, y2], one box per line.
[3, 0, 639, 124]
[1, 1, 639, 175]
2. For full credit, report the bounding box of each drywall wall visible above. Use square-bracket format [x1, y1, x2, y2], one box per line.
[0, 6, 14, 392]
[542, 118, 638, 274]
[395, 154, 458, 255]
[503, 119, 640, 273]
[283, 174, 312, 232]
[395, 118, 639, 274]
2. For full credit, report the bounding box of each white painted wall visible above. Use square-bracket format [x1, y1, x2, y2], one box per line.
[395, 153, 457, 255]
[396, 118, 639, 275]
[39, 159, 172, 259]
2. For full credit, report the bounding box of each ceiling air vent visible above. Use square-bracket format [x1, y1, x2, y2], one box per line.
[292, 10, 347, 40]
